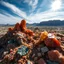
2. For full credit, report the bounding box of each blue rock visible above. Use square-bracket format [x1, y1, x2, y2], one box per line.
[17, 45, 29, 56]
[8, 39, 15, 44]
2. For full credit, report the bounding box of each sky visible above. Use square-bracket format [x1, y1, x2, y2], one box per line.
[0, 0, 64, 24]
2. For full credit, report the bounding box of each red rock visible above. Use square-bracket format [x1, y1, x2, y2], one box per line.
[20, 19, 26, 31]
[8, 27, 13, 32]
[38, 58, 46, 64]
[44, 37, 61, 47]
[8, 19, 34, 36]
[48, 50, 61, 61]
[59, 56, 64, 64]
[14, 23, 20, 31]
[25, 29, 34, 36]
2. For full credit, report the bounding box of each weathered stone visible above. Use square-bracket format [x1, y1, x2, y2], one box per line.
[38, 58, 46, 64]
[48, 50, 60, 61]
[41, 46, 49, 53]
[37, 53, 42, 57]
[46, 60, 59, 64]
[17, 45, 29, 56]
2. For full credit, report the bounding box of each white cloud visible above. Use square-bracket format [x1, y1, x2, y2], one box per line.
[24, 0, 38, 12]
[27, 10, 64, 23]
[0, 0, 64, 24]
[0, 13, 22, 24]
[1, 1, 27, 18]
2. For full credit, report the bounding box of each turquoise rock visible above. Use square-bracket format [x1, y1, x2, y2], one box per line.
[17, 45, 29, 56]
[46, 60, 59, 64]
[8, 39, 16, 44]
[8, 39, 21, 46]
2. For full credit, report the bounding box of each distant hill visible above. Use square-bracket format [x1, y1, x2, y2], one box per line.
[0, 20, 64, 26]
[0, 24, 14, 26]
[27, 20, 64, 26]
[37, 20, 64, 26]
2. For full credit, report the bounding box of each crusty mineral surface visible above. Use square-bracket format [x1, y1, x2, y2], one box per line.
[0, 19, 64, 64]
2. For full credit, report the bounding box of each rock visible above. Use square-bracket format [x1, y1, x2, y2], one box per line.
[1, 19, 64, 64]
[16, 32, 24, 38]
[20, 19, 26, 31]
[41, 46, 49, 53]
[37, 48, 41, 51]
[34, 57, 38, 61]
[32, 54, 35, 58]
[37, 58, 46, 64]
[48, 50, 61, 61]
[37, 53, 42, 57]
[6, 44, 15, 50]
[44, 33, 61, 47]
[59, 56, 64, 64]
[46, 60, 59, 64]
[14, 23, 20, 31]
[8, 39, 16, 44]
[3, 51, 8, 56]
[61, 37, 64, 41]
[27, 60, 34, 64]
[40, 31, 48, 41]
[25, 29, 34, 36]
[17, 45, 29, 56]
[17, 38, 23, 45]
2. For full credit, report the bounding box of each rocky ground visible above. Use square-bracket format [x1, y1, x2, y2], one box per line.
[0, 20, 64, 64]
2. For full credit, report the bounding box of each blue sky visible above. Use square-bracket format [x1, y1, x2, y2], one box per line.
[0, 0, 64, 24]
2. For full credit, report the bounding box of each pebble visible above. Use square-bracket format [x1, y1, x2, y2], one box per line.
[48, 50, 61, 61]
[34, 57, 38, 61]
[37, 48, 41, 51]
[41, 46, 49, 53]
[46, 60, 59, 64]
[37, 58, 46, 64]
[32, 54, 35, 58]
[3, 51, 8, 56]
[37, 53, 42, 57]
[27, 60, 34, 64]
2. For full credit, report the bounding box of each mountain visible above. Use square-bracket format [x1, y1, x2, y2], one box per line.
[37, 20, 64, 26]
[27, 20, 64, 26]
[0, 20, 64, 26]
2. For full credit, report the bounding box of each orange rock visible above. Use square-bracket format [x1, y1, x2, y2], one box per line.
[8, 19, 34, 36]
[52, 38, 61, 47]
[44, 37, 61, 47]
[8, 27, 13, 32]
[25, 29, 34, 36]
[14, 23, 20, 31]
[48, 50, 64, 64]
[20, 19, 26, 31]
[48, 50, 61, 61]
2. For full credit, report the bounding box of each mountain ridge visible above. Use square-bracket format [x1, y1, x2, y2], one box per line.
[27, 20, 64, 26]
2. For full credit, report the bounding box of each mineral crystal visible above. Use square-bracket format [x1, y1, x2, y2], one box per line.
[17, 45, 29, 56]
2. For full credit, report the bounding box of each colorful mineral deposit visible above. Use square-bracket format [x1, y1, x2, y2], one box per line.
[0, 19, 64, 64]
